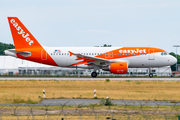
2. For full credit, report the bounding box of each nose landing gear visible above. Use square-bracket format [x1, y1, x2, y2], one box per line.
[149, 67, 154, 78]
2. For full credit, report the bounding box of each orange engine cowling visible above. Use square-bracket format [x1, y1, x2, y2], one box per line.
[109, 62, 128, 74]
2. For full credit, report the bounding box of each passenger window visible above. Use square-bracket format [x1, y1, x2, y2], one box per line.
[161, 52, 163, 55]
[128, 53, 130, 55]
[97, 53, 99, 55]
[115, 53, 116, 55]
[67, 53, 69, 55]
[62, 53, 63, 55]
[117, 53, 119, 55]
[95, 53, 96, 55]
[64, 53, 66, 55]
[92, 53, 94, 55]
[89, 53, 91, 55]
[51, 53, 52, 55]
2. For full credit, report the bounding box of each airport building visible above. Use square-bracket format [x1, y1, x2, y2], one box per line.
[0, 56, 172, 76]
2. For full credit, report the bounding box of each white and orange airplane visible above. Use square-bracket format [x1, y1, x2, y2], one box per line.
[4, 17, 177, 77]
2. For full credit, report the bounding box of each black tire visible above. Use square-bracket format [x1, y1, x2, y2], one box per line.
[149, 73, 153, 78]
[91, 72, 97, 78]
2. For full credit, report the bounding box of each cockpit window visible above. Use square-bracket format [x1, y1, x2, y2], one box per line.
[161, 52, 168, 55]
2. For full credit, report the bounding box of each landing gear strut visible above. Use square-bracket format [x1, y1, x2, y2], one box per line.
[149, 67, 153, 78]
[91, 72, 97, 78]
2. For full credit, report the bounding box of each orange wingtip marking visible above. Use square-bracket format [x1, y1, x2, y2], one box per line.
[68, 51, 74, 56]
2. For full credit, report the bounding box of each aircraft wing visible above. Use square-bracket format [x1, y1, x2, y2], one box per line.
[68, 51, 113, 66]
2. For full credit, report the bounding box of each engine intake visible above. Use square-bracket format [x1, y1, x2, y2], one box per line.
[102, 62, 128, 74]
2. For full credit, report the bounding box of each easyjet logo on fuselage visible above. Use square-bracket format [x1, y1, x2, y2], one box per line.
[10, 19, 34, 46]
[119, 49, 146, 54]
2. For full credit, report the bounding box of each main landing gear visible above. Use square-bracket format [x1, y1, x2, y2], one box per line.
[91, 72, 97, 78]
[149, 73, 153, 78]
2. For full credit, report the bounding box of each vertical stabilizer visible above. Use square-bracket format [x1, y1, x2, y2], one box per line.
[7, 17, 41, 49]
[7, 17, 58, 67]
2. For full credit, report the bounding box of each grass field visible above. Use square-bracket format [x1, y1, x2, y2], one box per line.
[0, 80, 180, 104]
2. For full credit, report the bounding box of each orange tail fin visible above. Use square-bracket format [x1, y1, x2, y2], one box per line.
[7, 17, 41, 49]
[7, 17, 58, 67]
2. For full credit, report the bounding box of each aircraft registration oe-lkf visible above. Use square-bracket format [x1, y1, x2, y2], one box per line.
[4, 17, 177, 78]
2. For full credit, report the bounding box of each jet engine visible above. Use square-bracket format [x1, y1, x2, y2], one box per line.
[102, 62, 128, 74]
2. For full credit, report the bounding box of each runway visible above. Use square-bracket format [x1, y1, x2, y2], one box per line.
[39, 99, 180, 106]
[0, 77, 180, 81]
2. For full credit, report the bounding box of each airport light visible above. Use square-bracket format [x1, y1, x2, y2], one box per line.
[173, 45, 180, 72]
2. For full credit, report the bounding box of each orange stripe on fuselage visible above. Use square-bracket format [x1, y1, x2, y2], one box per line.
[96, 47, 166, 59]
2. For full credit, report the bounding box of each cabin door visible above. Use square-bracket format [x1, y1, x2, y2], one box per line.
[148, 49, 155, 60]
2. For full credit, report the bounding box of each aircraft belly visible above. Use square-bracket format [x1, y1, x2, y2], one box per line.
[126, 57, 140, 68]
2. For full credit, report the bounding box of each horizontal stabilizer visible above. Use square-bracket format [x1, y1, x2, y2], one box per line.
[4, 49, 31, 57]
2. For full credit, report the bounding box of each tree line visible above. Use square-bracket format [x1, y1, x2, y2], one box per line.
[0, 42, 15, 55]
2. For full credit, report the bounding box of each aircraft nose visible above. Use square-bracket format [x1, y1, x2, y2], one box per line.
[170, 56, 177, 65]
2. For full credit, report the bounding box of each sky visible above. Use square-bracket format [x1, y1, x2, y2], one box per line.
[0, 0, 180, 53]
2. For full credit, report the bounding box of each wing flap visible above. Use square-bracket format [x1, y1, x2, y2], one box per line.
[68, 51, 110, 66]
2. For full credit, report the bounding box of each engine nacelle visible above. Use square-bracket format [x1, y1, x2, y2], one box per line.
[102, 62, 128, 74]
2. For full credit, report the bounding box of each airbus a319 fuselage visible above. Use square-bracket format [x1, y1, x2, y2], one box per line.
[4, 17, 177, 77]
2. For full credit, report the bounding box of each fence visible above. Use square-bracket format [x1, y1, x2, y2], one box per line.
[0, 101, 180, 120]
